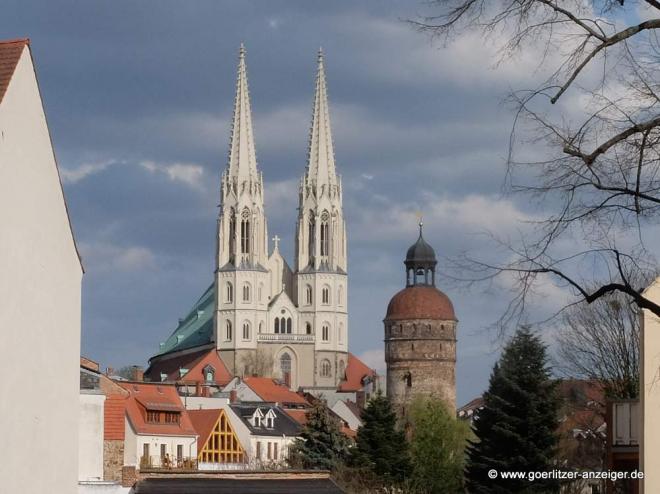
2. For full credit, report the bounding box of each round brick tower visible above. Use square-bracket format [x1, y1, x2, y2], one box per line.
[384, 222, 457, 418]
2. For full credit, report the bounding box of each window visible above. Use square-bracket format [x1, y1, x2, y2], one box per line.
[274, 442, 278, 460]
[305, 285, 313, 305]
[320, 212, 329, 257]
[226, 282, 233, 303]
[322, 324, 330, 342]
[274, 318, 280, 334]
[280, 353, 291, 387]
[267, 442, 272, 460]
[164, 412, 180, 424]
[322, 287, 330, 305]
[226, 320, 233, 341]
[305, 322, 312, 335]
[147, 411, 159, 423]
[339, 360, 346, 379]
[160, 444, 166, 460]
[308, 215, 315, 260]
[143, 443, 150, 462]
[229, 209, 236, 258]
[204, 365, 215, 383]
[177, 445, 183, 462]
[242, 322, 250, 340]
[286, 317, 292, 334]
[256, 441, 262, 460]
[240, 209, 250, 254]
[243, 283, 251, 302]
[320, 359, 332, 377]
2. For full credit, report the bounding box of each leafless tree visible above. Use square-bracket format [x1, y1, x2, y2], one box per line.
[239, 348, 274, 377]
[414, 1, 660, 321]
[556, 290, 639, 398]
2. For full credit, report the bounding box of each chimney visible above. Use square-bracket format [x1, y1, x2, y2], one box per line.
[229, 390, 237, 403]
[131, 366, 144, 382]
[202, 385, 210, 398]
[195, 381, 202, 397]
[106, 367, 115, 377]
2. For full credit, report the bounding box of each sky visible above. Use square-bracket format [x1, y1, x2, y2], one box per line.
[1, 0, 585, 405]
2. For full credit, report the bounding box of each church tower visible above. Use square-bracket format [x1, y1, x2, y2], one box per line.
[294, 50, 349, 387]
[215, 45, 270, 374]
[384, 222, 457, 417]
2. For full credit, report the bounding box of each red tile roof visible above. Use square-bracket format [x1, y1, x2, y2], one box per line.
[338, 353, 376, 392]
[118, 382, 197, 437]
[0, 39, 29, 105]
[385, 286, 456, 321]
[284, 409, 308, 427]
[145, 348, 232, 386]
[104, 395, 127, 440]
[243, 377, 309, 406]
[188, 409, 222, 452]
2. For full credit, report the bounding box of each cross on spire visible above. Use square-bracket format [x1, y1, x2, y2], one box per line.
[272, 235, 280, 251]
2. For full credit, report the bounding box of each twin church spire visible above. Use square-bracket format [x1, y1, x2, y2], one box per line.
[217, 45, 344, 274]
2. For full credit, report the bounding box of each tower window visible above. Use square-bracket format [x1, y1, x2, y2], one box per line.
[243, 283, 251, 302]
[308, 215, 315, 261]
[322, 287, 330, 305]
[274, 318, 280, 334]
[240, 209, 250, 254]
[305, 285, 313, 305]
[320, 359, 332, 377]
[305, 322, 312, 335]
[229, 209, 236, 259]
[226, 320, 233, 341]
[286, 317, 292, 334]
[322, 324, 330, 342]
[320, 218, 329, 257]
[243, 322, 250, 340]
[226, 282, 233, 303]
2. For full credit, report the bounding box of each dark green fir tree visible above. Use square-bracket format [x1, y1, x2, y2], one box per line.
[350, 392, 411, 485]
[466, 327, 560, 493]
[288, 399, 350, 470]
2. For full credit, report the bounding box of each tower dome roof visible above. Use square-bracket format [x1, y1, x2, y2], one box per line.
[385, 286, 456, 321]
[406, 234, 436, 264]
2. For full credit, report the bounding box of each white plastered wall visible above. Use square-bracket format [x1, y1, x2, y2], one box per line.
[0, 46, 82, 494]
[78, 392, 105, 481]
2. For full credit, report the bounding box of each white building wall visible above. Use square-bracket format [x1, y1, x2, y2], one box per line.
[641, 277, 660, 494]
[79, 392, 105, 481]
[0, 45, 82, 494]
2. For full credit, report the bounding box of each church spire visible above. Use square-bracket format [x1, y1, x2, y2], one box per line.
[305, 48, 337, 189]
[227, 43, 258, 181]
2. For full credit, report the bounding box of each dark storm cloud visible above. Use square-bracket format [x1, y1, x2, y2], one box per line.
[3, 0, 557, 405]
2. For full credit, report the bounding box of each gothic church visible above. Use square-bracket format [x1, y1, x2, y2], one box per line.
[146, 46, 354, 392]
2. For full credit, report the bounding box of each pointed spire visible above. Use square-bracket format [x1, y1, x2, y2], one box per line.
[227, 43, 258, 180]
[305, 48, 337, 188]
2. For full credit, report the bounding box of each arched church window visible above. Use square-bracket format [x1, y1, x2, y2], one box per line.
[226, 320, 233, 341]
[305, 322, 312, 335]
[274, 318, 280, 334]
[226, 282, 233, 303]
[258, 321, 263, 334]
[243, 283, 251, 302]
[240, 209, 250, 254]
[229, 208, 236, 259]
[320, 360, 332, 378]
[322, 286, 330, 305]
[286, 318, 292, 334]
[320, 211, 330, 257]
[280, 353, 292, 387]
[308, 213, 315, 260]
[242, 321, 250, 340]
[279, 317, 287, 333]
[322, 324, 330, 342]
[305, 285, 313, 305]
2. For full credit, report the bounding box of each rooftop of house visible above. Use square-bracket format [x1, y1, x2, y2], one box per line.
[230, 403, 301, 437]
[119, 381, 197, 437]
[187, 408, 231, 452]
[240, 377, 310, 406]
[145, 347, 232, 386]
[133, 475, 344, 493]
[0, 38, 29, 105]
[337, 353, 376, 392]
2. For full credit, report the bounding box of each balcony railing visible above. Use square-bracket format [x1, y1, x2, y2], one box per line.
[612, 400, 639, 446]
[140, 455, 197, 471]
[257, 333, 314, 343]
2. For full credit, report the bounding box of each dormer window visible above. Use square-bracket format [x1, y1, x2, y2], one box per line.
[265, 409, 276, 428]
[251, 408, 264, 427]
[203, 365, 215, 383]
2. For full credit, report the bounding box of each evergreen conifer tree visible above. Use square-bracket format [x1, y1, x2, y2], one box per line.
[466, 327, 560, 493]
[350, 392, 411, 484]
[288, 399, 350, 470]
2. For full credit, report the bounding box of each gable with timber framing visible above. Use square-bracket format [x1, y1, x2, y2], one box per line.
[198, 409, 246, 464]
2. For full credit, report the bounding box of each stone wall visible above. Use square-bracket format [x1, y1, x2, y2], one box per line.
[104, 440, 124, 482]
[385, 318, 457, 416]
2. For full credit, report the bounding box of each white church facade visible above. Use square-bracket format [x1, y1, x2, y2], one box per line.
[147, 46, 353, 392]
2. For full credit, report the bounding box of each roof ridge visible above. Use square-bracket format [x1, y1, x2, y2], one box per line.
[0, 38, 30, 45]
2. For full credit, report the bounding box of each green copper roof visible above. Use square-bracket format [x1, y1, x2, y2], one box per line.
[153, 283, 215, 357]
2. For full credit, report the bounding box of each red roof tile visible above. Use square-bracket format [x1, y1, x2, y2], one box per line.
[188, 409, 222, 452]
[386, 286, 456, 321]
[338, 353, 376, 392]
[0, 39, 29, 105]
[284, 409, 308, 427]
[146, 348, 232, 386]
[118, 382, 197, 437]
[243, 377, 309, 406]
[104, 395, 127, 440]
